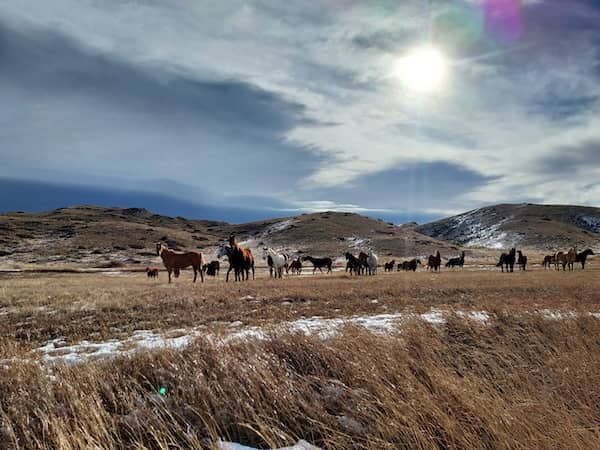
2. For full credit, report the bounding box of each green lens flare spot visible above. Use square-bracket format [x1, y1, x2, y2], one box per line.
[159, 386, 167, 396]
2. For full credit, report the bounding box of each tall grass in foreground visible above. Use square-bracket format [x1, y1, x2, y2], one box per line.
[1, 315, 600, 449]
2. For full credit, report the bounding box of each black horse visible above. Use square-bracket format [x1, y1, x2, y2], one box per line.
[302, 256, 333, 274]
[496, 248, 516, 273]
[446, 251, 465, 269]
[576, 249, 595, 269]
[345, 252, 362, 275]
[202, 260, 220, 276]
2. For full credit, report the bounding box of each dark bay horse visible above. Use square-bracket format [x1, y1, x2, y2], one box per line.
[302, 256, 332, 274]
[517, 250, 527, 271]
[384, 260, 396, 272]
[542, 254, 555, 270]
[496, 248, 516, 273]
[427, 251, 441, 272]
[156, 243, 204, 283]
[218, 238, 255, 282]
[287, 258, 302, 275]
[345, 252, 362, 275]
[402, 258, 421, 272]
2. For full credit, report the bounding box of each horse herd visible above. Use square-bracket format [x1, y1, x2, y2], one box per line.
[152, 237, 595, 283]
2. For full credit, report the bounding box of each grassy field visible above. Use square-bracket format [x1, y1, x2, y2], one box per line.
[1, 267, 600, 448]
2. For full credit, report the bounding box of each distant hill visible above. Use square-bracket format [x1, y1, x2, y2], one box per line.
[0, 206, 457, 268]
[416, 203, 600, 250]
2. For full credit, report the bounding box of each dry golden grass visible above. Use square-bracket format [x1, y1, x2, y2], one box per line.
[1, 267, 600, 449]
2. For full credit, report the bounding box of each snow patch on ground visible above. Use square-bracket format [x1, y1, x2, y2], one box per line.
[32, 309, 600, 366]
[217, 439, 320, 450]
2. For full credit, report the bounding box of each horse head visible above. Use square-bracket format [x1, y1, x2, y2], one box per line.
[156, 242, 165, 256]
[345, 252, 352, 260]
[217, 245, 230, 259]
[228, 234, 236, 247]
[262, 247, 270, 260]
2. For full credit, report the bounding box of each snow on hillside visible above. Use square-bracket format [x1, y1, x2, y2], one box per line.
[577, 214, 600, 233]
[445, 208, 518, 249]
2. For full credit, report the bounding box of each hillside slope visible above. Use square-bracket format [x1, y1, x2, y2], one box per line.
[417, 203, 600, 250]
[0, 206, 457, 268]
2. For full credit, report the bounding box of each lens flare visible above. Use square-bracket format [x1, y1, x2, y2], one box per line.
[394, 46, 448, 93]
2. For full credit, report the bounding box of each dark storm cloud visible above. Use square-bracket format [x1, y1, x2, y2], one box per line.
[0, 19, 332, 212]
[0, 21, 313, 137]
[529, 95, 598, 122]
[311, 162, 497, 212]
[538, 140, 600, 176]
[0, 178, 297, 223]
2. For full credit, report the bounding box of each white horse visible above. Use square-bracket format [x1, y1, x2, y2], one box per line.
[367, 250, 378, 275]
[262, 247, 288, 278]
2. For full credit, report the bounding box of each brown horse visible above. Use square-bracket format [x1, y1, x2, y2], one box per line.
[223, 235, 255, 281]
[287, 258, 302, 275]
[384, 260, 396, 272]
[556, 248, 577, 271]
[156, 243, 204, 283]
[542, 254, 555, 270]
[427, 251, 441, 272]
[145, 267, 159, 279]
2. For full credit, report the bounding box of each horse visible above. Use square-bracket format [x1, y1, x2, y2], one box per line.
[384, 260, 396, 272]
[427, 251, 441, 272]
[345, 252, 362, 275]
[402, 258, 421, 272]
[218, 240, 255, 282]
[156, 243, 204, 283]
[576, 248, 595, 269]
[145, 267, 159, 279]
[263, 247, 288, 279]
[496, 248, 516, 273]
[358, 251, 369, 275]
[446, 251, 465, 269]
[542, 254, 555, 270]
[202, 260, 220, 277]
[287, 258, 302, 275]
[556, 248, 577, 271]
[302, 256, 332, 274]
[517, 250, 527, 271]
[367, 250, 378, 275]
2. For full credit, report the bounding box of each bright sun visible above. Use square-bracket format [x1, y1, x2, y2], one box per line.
[394, 46, 448, 93]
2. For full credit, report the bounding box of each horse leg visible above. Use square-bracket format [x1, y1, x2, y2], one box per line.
[226, 267, 231, 282]
[199, 265, 204, 283]
[193, 267, 197, 282]
[168, 268, 172, 283]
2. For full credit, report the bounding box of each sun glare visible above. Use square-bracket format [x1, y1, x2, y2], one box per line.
[394, 46, 448, 93]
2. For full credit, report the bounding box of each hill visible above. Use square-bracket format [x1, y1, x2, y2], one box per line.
[0, 206, 457, 268]
[416, 203, 600, 250]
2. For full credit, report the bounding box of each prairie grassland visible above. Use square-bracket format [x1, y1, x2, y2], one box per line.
[1, 267, 600, 449]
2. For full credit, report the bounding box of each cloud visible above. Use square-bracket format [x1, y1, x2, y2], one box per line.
[0, 0, 599, 220]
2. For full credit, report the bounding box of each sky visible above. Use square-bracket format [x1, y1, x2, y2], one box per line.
[1, 0, 599, 223]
